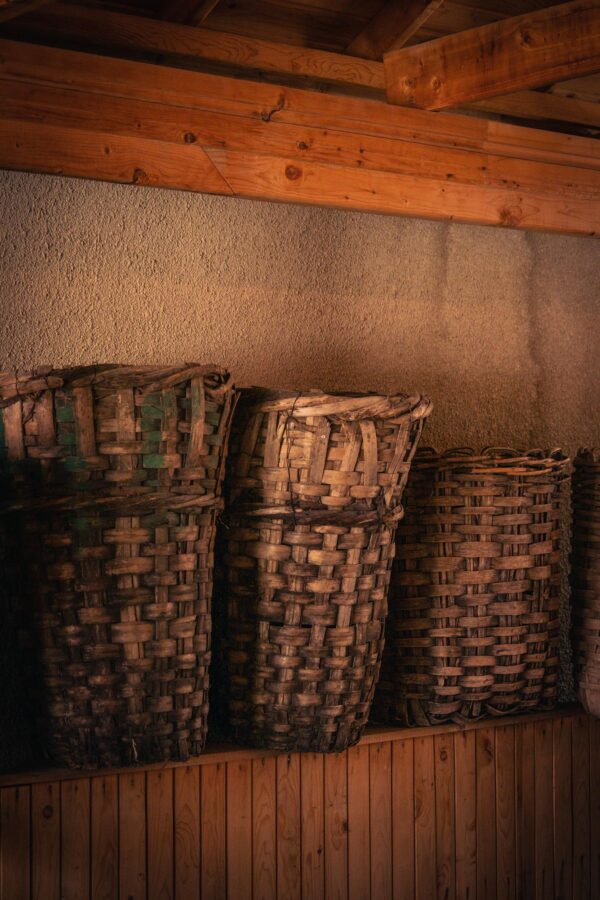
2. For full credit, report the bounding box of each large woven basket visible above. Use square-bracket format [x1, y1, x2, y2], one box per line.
[373, 447, 569, 727]
[0, 365, 235, 768]
[223, 390, 432, 752]
[572, 449, 600, 717]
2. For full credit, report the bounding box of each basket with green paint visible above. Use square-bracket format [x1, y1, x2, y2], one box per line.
[0, 365, 235, 768]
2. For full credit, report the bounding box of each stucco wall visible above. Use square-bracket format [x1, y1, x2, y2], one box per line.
[1, 170, 599, 454]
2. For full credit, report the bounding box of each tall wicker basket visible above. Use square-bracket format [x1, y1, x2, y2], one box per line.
[373, 448, 569, 727]
[572, 449, 600, 718]
[223, 390, 432, 752]
[0, 365, 235, 768]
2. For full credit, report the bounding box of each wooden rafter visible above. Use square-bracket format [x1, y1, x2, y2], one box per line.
[384, 0, 600, 109]
[0, 39, 598, 236]
[0, 0, 51, 23]
[162, 0, 220, 26]
[7, 4, 600, 129]
[346, 0, 445, 60]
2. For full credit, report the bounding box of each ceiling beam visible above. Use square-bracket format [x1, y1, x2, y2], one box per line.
[162, 0, 220, 26]
[0, 0, 52, 23]
[5, 3, 385, 92]
[468, 90, 600, 129]
[346, 0, 445, 60]
[385, 0, 600, 109]
[0, 39, 598, 236]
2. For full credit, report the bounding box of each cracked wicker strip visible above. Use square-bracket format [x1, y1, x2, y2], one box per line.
[223, 390, 432, 752]
[572, 449, 600, 718]
[0, 365, 235, 768]
[373, 448, 569, 727]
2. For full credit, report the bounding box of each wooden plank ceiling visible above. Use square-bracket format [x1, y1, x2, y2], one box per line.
[0, 0, 598, 234]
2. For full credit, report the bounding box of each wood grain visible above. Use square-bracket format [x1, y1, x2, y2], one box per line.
[495, 726, 516, 900]
[477, 729, 497, 900]
[516, 722, 535, 900]
[392, 738, 415, 900]
[384, 0, 600, 110]
[572, 715, 591, 899]
[147, 770, 174, 900]
[434, 732, 455, 900]
[277, 754, 302, 900]
[227, 759, 252, 900]
[119, 771, 147, 900]
[414, 737, 435, 900]
[31, 782, 59, 900]
[253, 757, 277, 900]
[201, 763, 226, 900]
[454, 731, 477, 900]
[324, 752, 348, 900]
[1, 785, 31, 900]
[301, 753, 325, 900]
[91, 776, 118, 900]
[347, 744, 370, 900]
[174, 766, 200, 900]
[553, 716, 573, 900]
[369, 742, 392, 900]
[534, 721, 554, 899]
[61, 779, 90, 900]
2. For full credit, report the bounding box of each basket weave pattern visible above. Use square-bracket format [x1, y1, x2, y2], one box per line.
[572, 449, 600, 718]
[0, 365, 234, 767]
[373, 448, 569, 727]
[224, 391, 432, 752]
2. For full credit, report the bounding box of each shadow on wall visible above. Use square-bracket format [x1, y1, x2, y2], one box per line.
[0, 171, 599, 454]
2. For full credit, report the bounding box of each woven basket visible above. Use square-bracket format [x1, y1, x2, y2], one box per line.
[373, 447, 569, 727]
[223, 390, 432, 752]
[0, 365, 235, 768]
[572, 449, 600, 718]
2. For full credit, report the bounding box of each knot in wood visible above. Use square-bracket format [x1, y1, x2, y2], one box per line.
[285, 165, 302, 181]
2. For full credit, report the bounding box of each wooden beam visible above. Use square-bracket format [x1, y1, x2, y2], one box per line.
[346, 0, 445, 60]
[162, 0, 221, 26]
[0, 39, 598, 235]
[0, 0, 51, 23]
[4, 3, 385, 93]
[468, 90, 600, 129]
[385, 0, 600, 109]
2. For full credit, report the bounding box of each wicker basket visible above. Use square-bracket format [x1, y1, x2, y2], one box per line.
[0, 365, 235, 768]
[572, 449, 600, 717]
[373, 447, 569, 727]
[223, 390, 432, 752]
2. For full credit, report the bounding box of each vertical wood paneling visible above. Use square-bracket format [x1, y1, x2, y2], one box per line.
[1, 712, 597, 900]
[347, 743, 370, 900]
[392, 739, 414, 900]
[477, 728, 497, 900]
[174, 766, 200, 900]
[534, 720, 554, 900]
[301, 753, 325, 900]
[31, 782, 60, 900]
[1, 785, 31, 900]
[227, 759, 252, 900]
[553, 716, 572, 900]
[572, 715, 591, 899]
[516, 721, 535, 900]
[369, 742, 392, 900]
[253, 757, 277, 900]
[91, 776, 118, 900]
[495, 726, 516, 900]
[590, 717, 600, 900]
[454, 730, 477, 900]
[277, 753, 301, 900]
[201, 762, 226, 900]
[147, 769, 174, 900]
[119, 771, 147, 900]
[61, 779, 90, 900]
[434, 732, 455, 900]
[414, 736, 435, 900]
[324, 752, 348, 900]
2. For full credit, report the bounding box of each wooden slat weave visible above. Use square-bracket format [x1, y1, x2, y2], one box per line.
[373, 448, 569, 727]
[572, 448, 600, 718]
[0, 365, 235, 768]
[223, 390, 432, 752]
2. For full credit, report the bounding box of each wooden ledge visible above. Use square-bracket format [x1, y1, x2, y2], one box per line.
[0, 705, 584, 788]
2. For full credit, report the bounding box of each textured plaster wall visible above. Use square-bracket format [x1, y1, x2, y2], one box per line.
[1, 170, 599, 456]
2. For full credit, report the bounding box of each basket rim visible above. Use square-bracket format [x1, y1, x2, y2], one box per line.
[575, 448, 600, 468]
[240, 389, 433, 422]
[0, 364, 232, 406]
[411, 445, 570, 475]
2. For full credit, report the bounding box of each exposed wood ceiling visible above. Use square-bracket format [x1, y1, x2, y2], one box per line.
[0, 0, 599, 137]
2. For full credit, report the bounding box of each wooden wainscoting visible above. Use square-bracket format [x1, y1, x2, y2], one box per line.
[0, 708, 598, 900]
